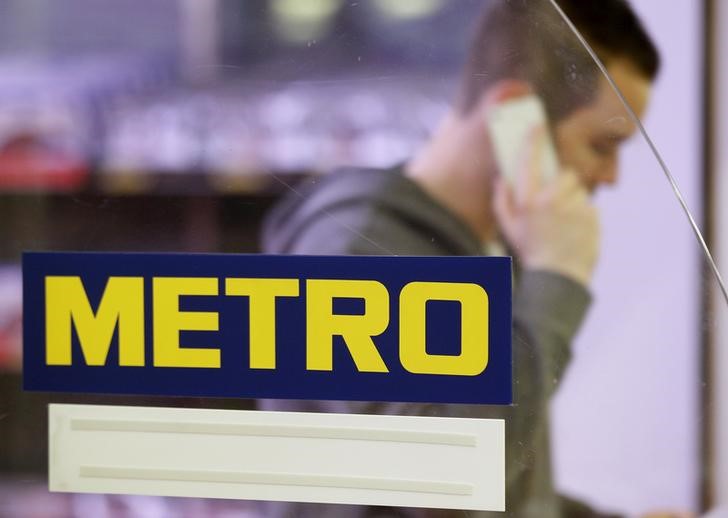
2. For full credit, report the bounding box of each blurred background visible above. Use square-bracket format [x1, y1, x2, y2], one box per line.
[0, 0, 725, 516]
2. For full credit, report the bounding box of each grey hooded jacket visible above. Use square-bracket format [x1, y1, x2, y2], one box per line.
[259, 167, 615, 518]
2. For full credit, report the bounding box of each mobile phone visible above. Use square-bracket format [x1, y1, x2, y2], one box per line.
[486, 95, 559, 187]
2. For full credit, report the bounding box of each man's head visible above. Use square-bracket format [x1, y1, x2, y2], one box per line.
[457, 0, 659, 193]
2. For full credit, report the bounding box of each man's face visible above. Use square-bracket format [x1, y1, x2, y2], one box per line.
[553, 59, 653, 194]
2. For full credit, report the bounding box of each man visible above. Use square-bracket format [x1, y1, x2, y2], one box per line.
[260, 1, 670, 516]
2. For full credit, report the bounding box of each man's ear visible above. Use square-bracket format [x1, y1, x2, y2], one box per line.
[477, 80, 534, 114]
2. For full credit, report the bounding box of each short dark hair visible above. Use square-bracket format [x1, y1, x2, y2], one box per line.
[457, 0, 660, 121]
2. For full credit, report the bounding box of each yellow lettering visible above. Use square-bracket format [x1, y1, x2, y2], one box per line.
[153, 277, 220, 368]
[399, 282, 488, 376]
[225, 278, 299, 369]
[45, 276, 144, 366]
[306, 279, 389, 372]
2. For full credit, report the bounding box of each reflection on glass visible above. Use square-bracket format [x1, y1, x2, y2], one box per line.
[0, 0, 719, 517]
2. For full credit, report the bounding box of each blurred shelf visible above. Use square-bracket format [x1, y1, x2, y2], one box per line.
[88, 169, 311, 196]
[0, 66, 451, 197]
[0, 167, 315, 197]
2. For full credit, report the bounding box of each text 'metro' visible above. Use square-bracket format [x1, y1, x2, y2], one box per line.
[23, 253, 512, 405]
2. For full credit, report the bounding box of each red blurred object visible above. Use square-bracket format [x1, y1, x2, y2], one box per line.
[0, 134, 88, 191]
[0, 314, 21, 371]
[0, 266, 22, 371]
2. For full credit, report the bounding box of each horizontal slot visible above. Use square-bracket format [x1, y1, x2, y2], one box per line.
[71, 419, 477, 447]
[79, 466, 474, 496]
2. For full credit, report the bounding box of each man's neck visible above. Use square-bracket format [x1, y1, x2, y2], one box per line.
[404, 113, 497, 243]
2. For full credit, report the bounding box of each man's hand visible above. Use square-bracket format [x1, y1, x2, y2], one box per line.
[493, 129, 599, 287]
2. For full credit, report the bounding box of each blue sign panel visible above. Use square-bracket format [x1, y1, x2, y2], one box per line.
[23, 252, 512, 404]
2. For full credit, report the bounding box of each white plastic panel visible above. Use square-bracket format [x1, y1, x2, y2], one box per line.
[49, 404, 505, 512]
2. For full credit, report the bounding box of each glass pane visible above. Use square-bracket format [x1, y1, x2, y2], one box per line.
[0, 0, 721, 516]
